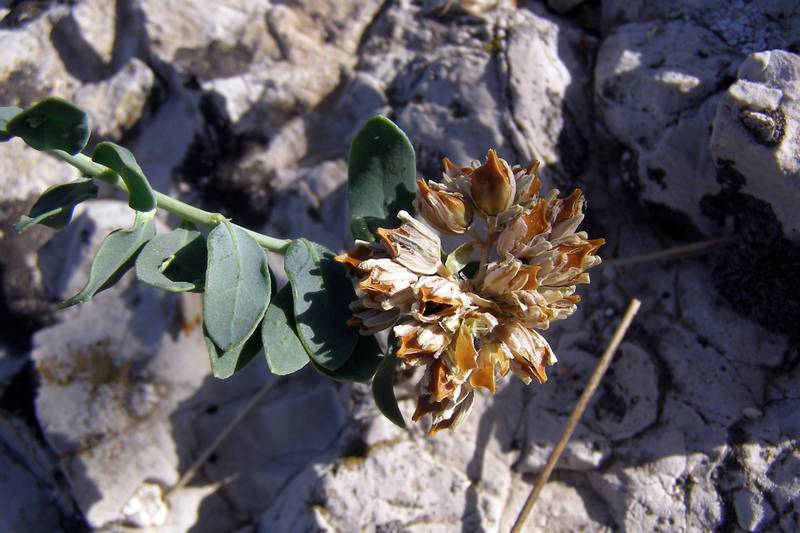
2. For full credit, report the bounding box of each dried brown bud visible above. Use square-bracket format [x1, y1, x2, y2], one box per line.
[469, 149, 515, 216]
[417, 179, 473, 234]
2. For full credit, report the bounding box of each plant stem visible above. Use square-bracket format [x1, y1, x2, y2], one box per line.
[165, 377, 281, 498]
[49, 150, 291, 254]
[603, 236, 735, 267]
[510, 298, 642, 533]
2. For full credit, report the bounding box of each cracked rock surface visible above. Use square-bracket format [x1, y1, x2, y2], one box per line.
[0, 1, 798, 532]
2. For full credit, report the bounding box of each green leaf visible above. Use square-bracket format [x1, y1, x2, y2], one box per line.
[261, 284, 310, 375]
[204, 221, 271, 351]
[92, 142, 157, 212]
[372, 332, 405, 428]
[204, 325, 263, 379]
[61, 209, 156, 307]
[13, 178, 98, 233]
[284, 238, 359, 371]
[311, 334, 383, 383]
[135, 227, 207, 292]
[6, 97, 90, 154]
[347, 115, 416, 241]
[0, 106, 22, 142]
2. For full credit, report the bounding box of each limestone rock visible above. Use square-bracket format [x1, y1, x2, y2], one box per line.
[73, 58, 156, 140]
[0, 417, 77, 531]
[594, 20, 739, 232]
[1, 1, 799, 532]
[710, 50, 800, 241]
[0, 139, 80, 204]
[30, 200, 206, 527]
[601, 0, 800, 53]
[0, 7, 80, 106]
[70, 0, 118, 66]
[362, 4, 593, 181]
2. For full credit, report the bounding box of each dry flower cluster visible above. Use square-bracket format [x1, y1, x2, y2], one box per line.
[337, 150, 604, 432]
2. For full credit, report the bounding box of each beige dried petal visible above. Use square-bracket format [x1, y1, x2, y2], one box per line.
[482, 256, 522, 296]
[394, 322, 449, 363]
[412, 275, 471, 323]
[377, 211, 442, 275]
[417, 179, 473, 235]
[357, 258, 418, 296]
[498, 322, 556, 384]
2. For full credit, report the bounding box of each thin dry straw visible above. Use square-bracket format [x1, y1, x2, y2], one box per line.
[166, 378, 280, 497]
[603, 236, 735, 268]
[510, 298, 642, 533]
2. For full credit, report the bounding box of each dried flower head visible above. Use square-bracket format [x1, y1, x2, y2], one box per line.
[337, 150, 603, 433]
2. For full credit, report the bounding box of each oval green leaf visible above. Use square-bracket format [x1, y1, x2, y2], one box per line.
[92, 141, 157, 212]
[135, 227, 207, 292]
[13, 178, 98, 233]
[284, 238, 358, 371]
[261, 284, 310, 375]
[372, 333, 405, 428]
[347, 115, 416, 241]
[0, 106, 22, 142]
[311, 334, 383, 383]
[61, 209, 156, 307]
[204, 221, 271, 351]
[204, 325, 263, 379]
[6, 97, 90, 154]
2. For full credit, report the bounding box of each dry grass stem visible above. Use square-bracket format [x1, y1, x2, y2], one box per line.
[603, 236, 735, 267]
[510, 298, 642, 533]
[166, 378, 280, 497]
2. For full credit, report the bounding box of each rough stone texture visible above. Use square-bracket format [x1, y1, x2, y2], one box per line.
[710, 50, 800, 241]
[73, 57, 156, 140]
[0, 1, 798, 532]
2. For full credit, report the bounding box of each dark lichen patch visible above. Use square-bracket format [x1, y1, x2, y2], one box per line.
[646, 167, 667, 191]
[175, 94, 273, 228]
[641, 201, 704, 242]
[714, 160, 746, 192]
[701, 191, 800, 338]
[739, 108, 785, 146]
[594, 381, 628, 423]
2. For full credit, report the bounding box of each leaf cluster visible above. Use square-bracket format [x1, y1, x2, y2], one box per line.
[1, 99, 415, 427]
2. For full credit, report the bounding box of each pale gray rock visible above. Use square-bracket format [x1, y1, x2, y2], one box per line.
[601, 0, 800, 53]
[594, 20, 740, 232]
[73, 58, 156, 140]
[260, 394, 516, 532]
[0, 417, 76, 531]
[30, 200, 207, 527]
[364, 4, 593, 181]
[503, 9, 594, 177]
[710, 50, 800, 241]
[502, 478, 612, 532]
[150, 0, 384, 137]
[71, 0, 117, 65]
[128, 87, 203, 192]
[2, 1, 799, 532]
[733, 487, 773, 531]
[138, 0, 276, 80]
[0, 138, 81, 203]
[0, 7, 81, 105]
[658, 324, 756, 426]
[674, 262, 788, 367]
[188, 378, 349, 519]
[589, 428, 690, 532]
